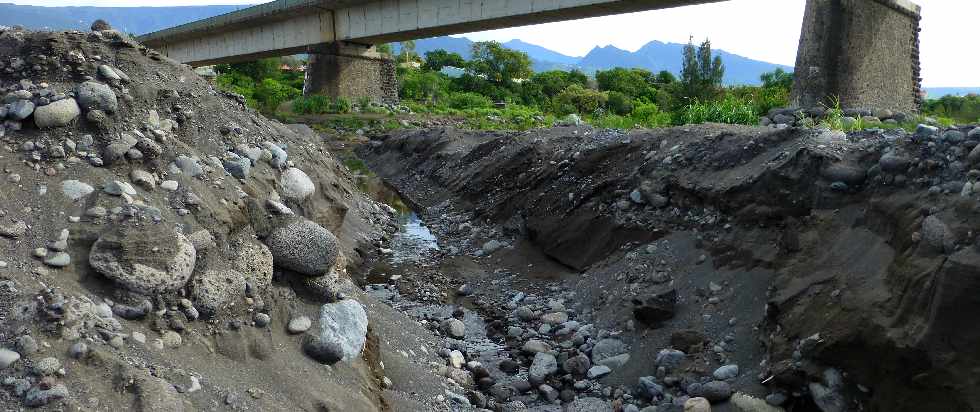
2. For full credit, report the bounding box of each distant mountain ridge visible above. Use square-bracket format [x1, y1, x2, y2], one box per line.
[408, 36, 791, 85]
[0, 3, 249, 35]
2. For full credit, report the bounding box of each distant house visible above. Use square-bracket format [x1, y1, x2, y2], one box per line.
[280, 64, 307, 73]
[194, 66, 217, 79]
[399, 61, 421, 69]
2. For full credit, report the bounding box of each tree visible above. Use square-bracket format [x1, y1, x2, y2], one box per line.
[398, 40, 418, 63]
[681, 37, 724, 102]
[468, 41, 532, 87]
[376, 43, 394, 56]
[760, 68, 794, 90]
[217, 58, 281, 81]
[423, 49, 466, 72]
[655, 70, 677, 85]
[596, 67, 656, 101]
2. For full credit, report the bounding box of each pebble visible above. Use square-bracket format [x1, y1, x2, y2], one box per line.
[587, 365, 612, 379]
[68, 342, 88, 359]
[0, 348, 21, 368]
[254, 313, 271, 328]
[43, 252, 71, 268]
[713, 364, 739, 380]
[161, 331, 182, 348]
[288, 316, 312, 334]
[33, 357, 61, 375]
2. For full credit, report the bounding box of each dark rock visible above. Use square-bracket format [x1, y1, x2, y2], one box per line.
[632, 288, 677, 327]
[302, 335, 343, 364]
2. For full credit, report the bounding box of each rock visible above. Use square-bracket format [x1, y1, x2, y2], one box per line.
[234, 239, 274, 288]
[278, 168, 315, 202]
[88, 227, 197, 294]
[772, 113, 795, 125]
[34, 98, 80, 129]
[44, 252, 71, 268]
[316, 299, 368, 363]
[448, 350, 465, 368]
[33, 357, 61, 375]
[441, 318, 466, 339]
[693, 381, 733, 403]
[914, 124, 939, 140]
[162, 331, 182, 348]
[482, 239, 504, 254]
[879, 152, 910, 173]
[263, 142, 288, 169]
[69, 342, 88, 359]
[103, 180, 136, 196]
[638, 376, 664, 399]
[24, 384, 69, 407]
[264, 218, 339, 276]
[943, 129, 965, 143]
[655, 349, 686, 369]
[191, 269, 245, 317]
[968, 127, 980, 139]
[174, 155, 203, 177]
[223, 154, 251, 179]
[252, 312, 272, 328]
[98, 64, 121, 81]
[0, 221, 27, 238]
[820, 162, 865, 185]
[288, 316, 312, 334]
[713, 364, 739, 380]
[521, 339, 551, 354]
[587, 365, 612, 379]
[540, 311, 568, 325]
[683, 397, 711, 412]
[61, 180, 94, 200]
[591, 338, 626, 363]
[16, 336, 38, 355]
[921, 215, 954, 253]
[515, 306, 535, 322]
[564, 397, 612, 412]
[563, 354, 591, 376]
[632, 288, 677, 326]
[597, 353, 630, 369]
[77, 81, 118, 113]
[967, 144, 980, 165]
[303, 334, 344, 364]
[529, 352, 558, 385]
[0, 348, 21, 368]
[160, 180, 179, 191]
[130, 169, 156, 190]
[8, 99, 34, 120]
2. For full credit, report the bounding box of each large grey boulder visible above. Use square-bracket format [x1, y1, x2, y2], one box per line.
[277, 167, 315, 202]
[590, 338, 626, 363]
[263, 218, 339, 276]
[8, 99, 34, 120]
[316, 299, 368, 363]
[529, 352, 558, 385]
[89, 227, 197, 294]
[61, 180, 94, 201]
[34, 98, 80, 129]
[77, 81, 118, 113]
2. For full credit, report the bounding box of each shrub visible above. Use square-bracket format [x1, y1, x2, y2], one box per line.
[292, 95, 352, 115]
[555, 84, 608, 116]
[606, 91, 634, 116]
[631, 103, 673, 128]
[681, 96, 757, 125]
[445, 92, 493, 110]
[400, 70, 449, 103]
[253, 78, 301, 113]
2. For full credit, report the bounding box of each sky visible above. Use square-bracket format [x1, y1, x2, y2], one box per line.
[13, 0, 978, 87]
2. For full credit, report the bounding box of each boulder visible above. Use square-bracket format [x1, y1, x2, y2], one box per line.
[632, 288, 677, 327]
[89, 227, 197, 294]
[190, 269, 245, 317]
[263, 218, 339, 276]
[278, 167, 315, 202]
[316, 299, 368, 363]
[8, 99, 34, 120]
[34, 98, 80, 129]
[684, 397, 711, 412]
[61, 180, 94, 201]
[591, 338, 626, 363]
[77, 81, 118, 113]
[529, 352, 558, 385]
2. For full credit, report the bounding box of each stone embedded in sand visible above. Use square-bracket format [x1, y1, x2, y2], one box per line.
[137, 376, 184, 412]
[316, 299, 368, 363]
[23, 384, 69, 407]
[33, 98, 80, 129]
[440, 318, 465, 339]
[632, 287, 677, 327]
[921, 215, 954, 254]
[191, 269, 245, 317]
[303, 334, 344, 365]
[564, 396, 611, 412]
[590, 338, 626, 363]
[262, 141, 288, 169]
[288, 316, 312, 334]
[684, 397, 711, 412]
[88, 227, 197, 294]
[98, 64, 121, 81]
[0, 221, 28, 238]
[263, 218, 339, 276]
[277, 167, 315, 202]
[76, 81, 118, 113]
[61, 180, 94, 201]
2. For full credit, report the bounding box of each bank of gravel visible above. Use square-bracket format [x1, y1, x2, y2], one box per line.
[359, 122, 980, 412]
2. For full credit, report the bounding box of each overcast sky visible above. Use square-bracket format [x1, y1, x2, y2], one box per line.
[14, 0, 977, 87]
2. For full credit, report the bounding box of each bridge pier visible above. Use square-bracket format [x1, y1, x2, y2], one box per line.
[304, 42, 399, 106]
[791, 0, 922, 114]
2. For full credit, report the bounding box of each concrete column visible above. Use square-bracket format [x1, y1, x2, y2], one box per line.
[304, 42, 399, 105]
[790, 0, 922, 114]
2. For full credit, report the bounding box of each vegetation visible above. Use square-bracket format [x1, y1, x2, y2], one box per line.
[214, 40, 974, 133]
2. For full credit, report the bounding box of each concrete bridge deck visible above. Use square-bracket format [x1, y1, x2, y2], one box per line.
[137, 0, 923, 113]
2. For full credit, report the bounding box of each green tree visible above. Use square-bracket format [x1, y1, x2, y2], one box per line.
[606, 91, 634, 115]
[398, 40, 419, 63]
[376, 43, 394, 56]
[655, 70, 677, 85]
[217, 58, 281, 81]
[760, 68, 794, 90]
[681, 37, 724, 102]
[554, 84, 608, 115]
[469, 41, 532, 87]
[399, 70, 450, 103]
[596, 67, 656, 100]
[423, 49, 466, 72]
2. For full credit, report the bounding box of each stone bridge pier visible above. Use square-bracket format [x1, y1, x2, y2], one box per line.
[304, 42, 399, 106]
[791, 0, 922, 113]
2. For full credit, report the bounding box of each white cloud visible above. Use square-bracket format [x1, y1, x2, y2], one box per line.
[13, 0, 978, 86]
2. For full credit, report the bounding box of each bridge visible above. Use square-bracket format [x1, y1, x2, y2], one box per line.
[137, 0, 923, 113]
